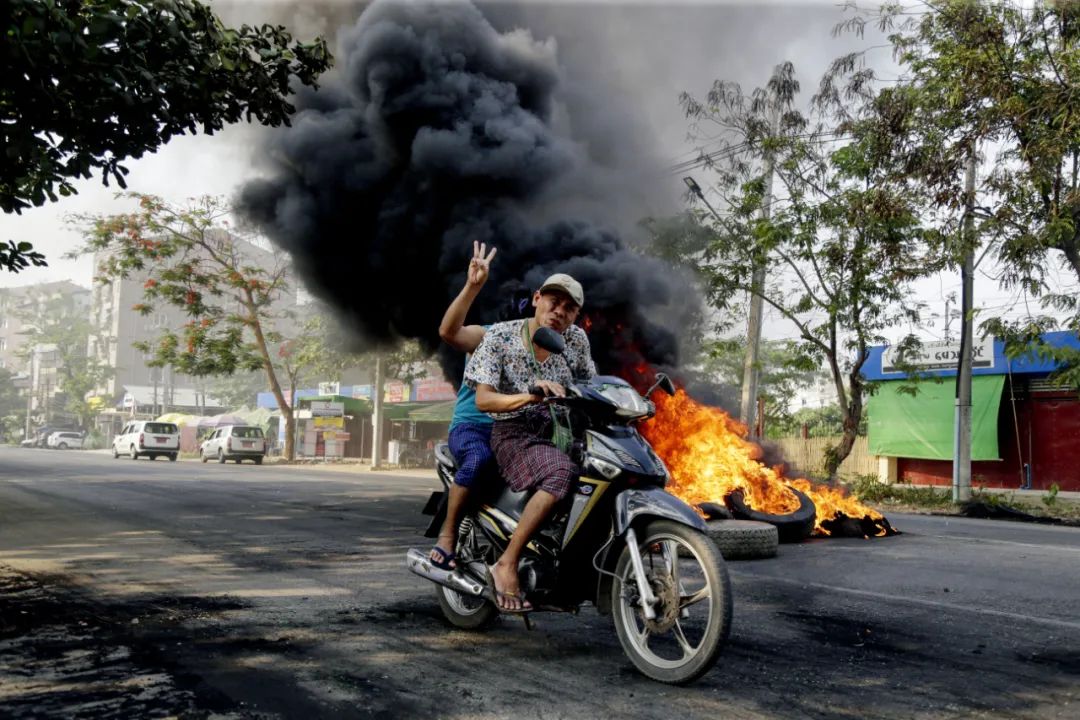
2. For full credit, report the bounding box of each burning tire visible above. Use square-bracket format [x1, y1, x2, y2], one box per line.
[726, 488, 816, 544]
[704, 520, 778, 560]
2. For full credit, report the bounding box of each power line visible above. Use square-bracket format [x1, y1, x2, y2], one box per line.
[670, 130, 850, 175]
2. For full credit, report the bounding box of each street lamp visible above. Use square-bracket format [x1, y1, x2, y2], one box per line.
[682, 176, 725, 225]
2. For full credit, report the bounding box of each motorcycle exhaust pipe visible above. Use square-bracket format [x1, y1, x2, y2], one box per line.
[405, 548, 485, 597]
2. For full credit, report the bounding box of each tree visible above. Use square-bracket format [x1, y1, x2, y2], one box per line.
[768, 404, 869, 440]
[73, 194, 307, 457]
[205, 370, 266, 411]
[0, 367, 26, 443]
[15, 296, 112, 429]
[701, 337, 822, 434]
[834, 1, 1080, 386]
[1, 241, 48, 275]
[2, 0, 331, 268]
[681, 62, 936, 478]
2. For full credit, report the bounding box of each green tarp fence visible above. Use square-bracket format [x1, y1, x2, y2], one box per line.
[868, 375, 1005, 460]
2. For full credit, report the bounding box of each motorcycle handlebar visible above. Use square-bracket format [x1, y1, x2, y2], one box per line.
[528, 385, 573, 404]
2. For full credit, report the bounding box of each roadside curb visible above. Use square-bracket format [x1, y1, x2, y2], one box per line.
[42, 448, 439, 478]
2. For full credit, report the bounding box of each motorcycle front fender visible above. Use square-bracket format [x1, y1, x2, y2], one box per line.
[595, 487, 708, 616]
[614, 486, 707, 536]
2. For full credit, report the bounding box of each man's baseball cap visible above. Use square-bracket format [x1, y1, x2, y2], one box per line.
[539, 273, 584, 308]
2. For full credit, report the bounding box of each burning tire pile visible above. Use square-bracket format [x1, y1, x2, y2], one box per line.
[641, 388, 897, 551]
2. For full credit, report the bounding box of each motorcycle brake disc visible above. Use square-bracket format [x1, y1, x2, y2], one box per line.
[644, 573, 680, 634]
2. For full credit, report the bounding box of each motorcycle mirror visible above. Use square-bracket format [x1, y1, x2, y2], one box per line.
[646, 372, 677, 398]
[532, 326, 566, 354]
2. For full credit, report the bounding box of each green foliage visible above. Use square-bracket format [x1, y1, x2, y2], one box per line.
[72, 194, 286, 377]
[14, 296, 112, 429]
[83, 428, 106, 450]
[1, 0, 331, 271]
[836, 0, 1080, 387]
[205, 371, 266, 410]
[1, 0, 331, 215]
[768, 404, 869, 439]
[1043, 483, 1061, 508]
[638, 212, 715, 271]
[0, 367, 26, 442]
[680, 61, 936, 476]
[71, 193, 306, 452]
[845, 474, 955, 508]
[1, 414, 24, 444]
[0, 240, 48, 273]
[702, 337, 820, 432]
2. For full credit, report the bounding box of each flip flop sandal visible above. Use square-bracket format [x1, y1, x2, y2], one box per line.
[428, 545, 456, 571]
[486, 565, 533, 613]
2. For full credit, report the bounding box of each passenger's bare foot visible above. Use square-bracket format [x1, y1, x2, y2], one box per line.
[428, 533, 456, 570]
[489, 559, 532, 612]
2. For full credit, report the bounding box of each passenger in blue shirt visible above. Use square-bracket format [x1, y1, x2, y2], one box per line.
[429, 241, 505, 570]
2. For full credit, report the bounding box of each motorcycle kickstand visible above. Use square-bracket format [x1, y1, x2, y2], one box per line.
[522, 613, 534, 631]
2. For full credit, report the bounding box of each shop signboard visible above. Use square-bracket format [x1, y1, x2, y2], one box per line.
[384, 381, 408, 403]
[309, 400, 344, 417]
[314, 416, 345, 429]
[413, 378, 456, 402]
[881, 337, 995, 375]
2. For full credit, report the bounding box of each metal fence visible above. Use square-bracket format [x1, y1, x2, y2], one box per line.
[769, 435, 877, 480]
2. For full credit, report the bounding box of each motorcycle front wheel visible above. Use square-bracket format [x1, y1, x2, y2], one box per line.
[612, 519, 733, 684]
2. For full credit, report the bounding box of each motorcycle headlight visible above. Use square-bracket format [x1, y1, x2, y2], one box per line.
[589, 455, 622, 480]
[587, 434, 629, 479]
[598, 384, 651, 418]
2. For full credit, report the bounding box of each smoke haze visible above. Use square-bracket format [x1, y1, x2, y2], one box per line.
[240, 0, 698, 382]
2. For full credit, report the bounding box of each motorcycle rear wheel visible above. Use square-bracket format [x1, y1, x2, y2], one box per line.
[435, 576, 498, 630]
[612, 519, 732, 685]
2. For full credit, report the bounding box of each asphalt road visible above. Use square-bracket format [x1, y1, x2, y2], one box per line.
[1, 446, 1078, 719]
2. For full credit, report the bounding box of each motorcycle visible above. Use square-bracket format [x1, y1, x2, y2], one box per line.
[405, 328, 732, 684]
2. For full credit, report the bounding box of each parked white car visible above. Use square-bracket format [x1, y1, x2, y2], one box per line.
[47, 431, 85, 449]
[200, 425, 266, 464]
[112, 420, 180, 461]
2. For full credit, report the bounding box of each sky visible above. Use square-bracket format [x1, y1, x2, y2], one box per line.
[2, 0, 1074, 348]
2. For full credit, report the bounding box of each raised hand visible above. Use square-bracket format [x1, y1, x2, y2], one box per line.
[467, 240, 497, 287]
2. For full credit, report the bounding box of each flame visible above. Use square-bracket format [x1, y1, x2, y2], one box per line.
[640, 387, 885, 536]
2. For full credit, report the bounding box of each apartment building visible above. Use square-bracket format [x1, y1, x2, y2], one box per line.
[0, 280, 91, 372]
[88, 232, 298, 412]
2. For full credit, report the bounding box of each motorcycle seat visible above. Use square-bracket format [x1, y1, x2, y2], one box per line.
[434, 442, 456, 470]
[490, 484, 530, 517]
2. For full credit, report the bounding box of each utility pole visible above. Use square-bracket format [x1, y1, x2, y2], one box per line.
[953, 149, 976, 503]
[740, 148, 776, 436]
[371, 353, 384, 469]
[25, 351, 35, 439]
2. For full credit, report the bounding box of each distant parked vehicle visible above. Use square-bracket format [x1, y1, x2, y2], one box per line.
[29, 425, 77, 448]
[47, 431, 85, 449]
[200, 425, 266, 464]
[112, 420, 180, 461]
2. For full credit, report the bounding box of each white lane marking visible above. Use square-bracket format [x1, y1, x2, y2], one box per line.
[910, 532, 1080, 554]
[746, 574, 1080, 632]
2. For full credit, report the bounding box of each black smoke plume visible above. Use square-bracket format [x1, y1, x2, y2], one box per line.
[240, 0, 692, 385]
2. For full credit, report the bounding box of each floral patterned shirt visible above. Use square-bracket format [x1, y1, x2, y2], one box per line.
[464, 319, 596, 419]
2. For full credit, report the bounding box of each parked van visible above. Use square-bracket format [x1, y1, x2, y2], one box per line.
[112, 421, 180, 461]
[200, 425, 266, 464]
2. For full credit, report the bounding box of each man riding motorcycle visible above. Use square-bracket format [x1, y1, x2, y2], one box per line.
[466, 273, 594, 611]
